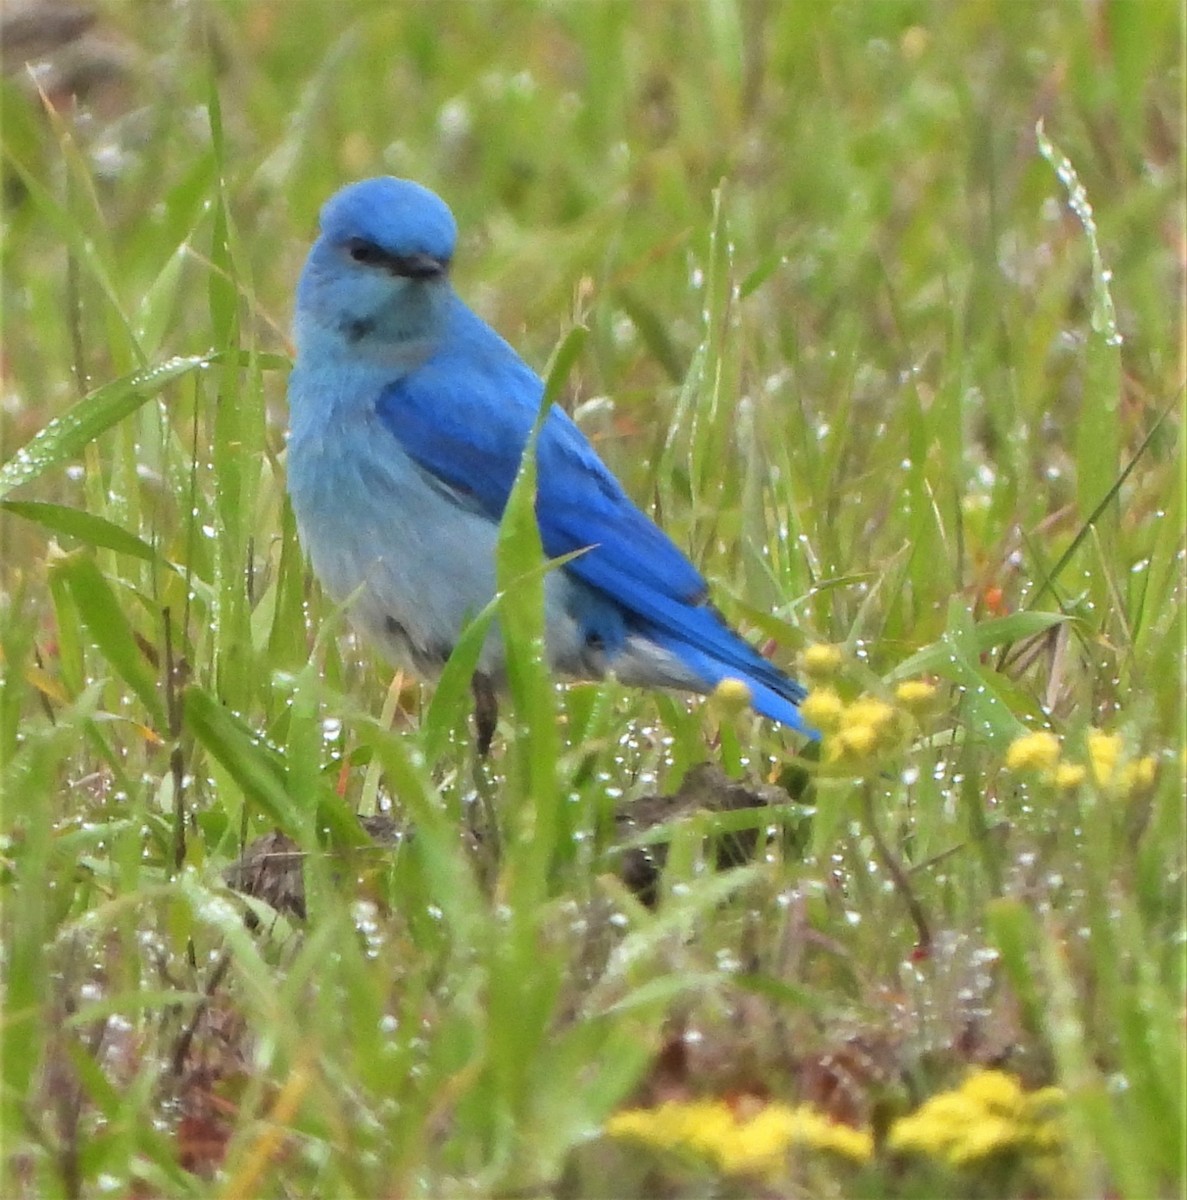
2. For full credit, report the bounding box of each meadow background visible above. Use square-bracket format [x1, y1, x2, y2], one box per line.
[1, 1, 1183, 1196]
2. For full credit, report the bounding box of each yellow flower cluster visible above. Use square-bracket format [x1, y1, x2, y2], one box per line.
[1085, 730, 1157, 793]
[605, 1098, 872, 1182]
[794, 645, 938, 764]
[1006, 728, 1158, 797]
[800, 642, 845, 680]
[605, 1070, 1070, 1185]
[1005, 730, 1061, 773]
[888, 1069, 1064, 1168]
[799, 687, 845, 731]
[801, 684, 934, 764]
[894, 679, 938, 710]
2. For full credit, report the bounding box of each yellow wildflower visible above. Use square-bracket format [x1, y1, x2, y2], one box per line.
[801, 1105, 870, 1167]
[950, 1114, 1028, 1165]
[1053, 762, 1086, 790]
[894, 679, 937, 709]
[712, 677, 752, 712]
[606, 1098, 872, 1183]
[889, 1091, 973, 1158]
[607, 1100, 734, 1161]
[822, 694, 903, 764]
[800, 688, 845, 732]
[1005, 730, 1061, 774]
[888, 1070, 1065, 1169]
[833, 723, 879, 760]
[763, 1104, 872, 1165]
[960, 1068, 1026, 1110]
[1087, 730, 1123, 787]
[801, 643, 844, 679]
[845, 696, 895, 733]
[1120, 755, 1158, 794]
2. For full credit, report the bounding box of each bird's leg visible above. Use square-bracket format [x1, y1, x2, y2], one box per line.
[471, 672, 498, 756]
[468, 672, 501, 881]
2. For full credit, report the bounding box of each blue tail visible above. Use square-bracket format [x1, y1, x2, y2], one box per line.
[647, 621, 818, 739]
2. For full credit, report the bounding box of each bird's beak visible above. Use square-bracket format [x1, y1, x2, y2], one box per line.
[393, 252, 447, 280]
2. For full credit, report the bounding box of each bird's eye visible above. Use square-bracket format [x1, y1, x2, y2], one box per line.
[347, 239, 386, 266]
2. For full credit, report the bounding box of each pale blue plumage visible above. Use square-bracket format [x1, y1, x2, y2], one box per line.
[287, 177, 813, 738]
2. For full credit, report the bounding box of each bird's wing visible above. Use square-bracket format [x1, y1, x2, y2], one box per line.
[374, 317, 709, 618]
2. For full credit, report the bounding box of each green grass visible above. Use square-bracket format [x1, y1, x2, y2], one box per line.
[1, 2, 1183, 1197]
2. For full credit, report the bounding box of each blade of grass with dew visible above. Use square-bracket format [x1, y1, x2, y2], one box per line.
[421, 598, 500, 765]
[4, 140, 142, 374]
[1037, 123, 1123, 561]
[265, 499, 316, 675]
[205, 74, 270, 720]
[0, 354, 220, 500]
[476, 353, 574, 1172]
[886, 610, 1074, 681]
[496, 324, 588, 873]
[51, 550, 168, 730]
[182, 683, 299, 835]
[1, 501, 163, 564]
[937, 596, 1031, 744]
[133, 237, 194, 361]
[688, 182, 742, 559]
[1024, 396, 1176, 614]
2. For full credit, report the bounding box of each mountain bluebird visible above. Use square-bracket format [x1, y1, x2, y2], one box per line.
[287, 177, 813, 749]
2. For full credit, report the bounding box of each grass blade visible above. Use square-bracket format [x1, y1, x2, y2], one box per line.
[0, 354, 217, 499]
[53, 552, 167, 730]
[2, 500, 162, 563]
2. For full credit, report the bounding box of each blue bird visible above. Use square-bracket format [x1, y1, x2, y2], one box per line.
[286, 177, 813, 749]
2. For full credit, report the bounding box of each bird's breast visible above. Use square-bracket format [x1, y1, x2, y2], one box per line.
[286, 364, 507, 673]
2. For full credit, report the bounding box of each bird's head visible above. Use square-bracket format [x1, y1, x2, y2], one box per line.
[294, 177, 457, 362]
